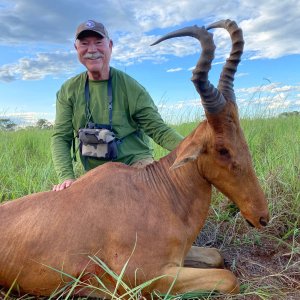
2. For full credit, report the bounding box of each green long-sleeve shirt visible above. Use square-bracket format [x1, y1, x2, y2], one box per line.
[51, 67, 183, 182]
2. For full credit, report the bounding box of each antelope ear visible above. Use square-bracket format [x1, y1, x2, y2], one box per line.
[170, 137, 206, 170]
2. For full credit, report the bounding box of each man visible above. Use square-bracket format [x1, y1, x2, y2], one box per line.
[51, 20, 183, 191]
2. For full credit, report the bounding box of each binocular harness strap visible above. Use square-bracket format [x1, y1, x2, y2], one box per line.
[84, 71, 113, 130]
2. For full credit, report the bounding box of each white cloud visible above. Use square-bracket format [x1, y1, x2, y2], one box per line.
[236, 72, 249, 78]
[237, 83, 300, 96]
[235, 81, 300, 113]
[0, 0, 137, 44]
[212, 61, 225, 66]
[273, 85, 295, 93]
[267, 99, 290, 110]
[0, 51, 77, 82]
[0, 0, 300, 80]
[166, 68, 183, 73]
[158, 98, 201, 110]
[238, 83, 284, 94]
[157, 97, 203, 122]
[239, 1, 300, 59]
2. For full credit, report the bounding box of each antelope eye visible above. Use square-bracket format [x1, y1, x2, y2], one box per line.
[218, 148, 231, 159]
[219, 148, 229, 155]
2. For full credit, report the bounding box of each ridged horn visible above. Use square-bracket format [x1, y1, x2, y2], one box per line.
[206, 19, 244, 103]
[151, 26, 226, 114]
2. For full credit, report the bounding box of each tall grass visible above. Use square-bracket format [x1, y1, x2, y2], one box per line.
[240, 116, 299, 229]
[0, 114, 299, 299]
[0, 129, 56, 200]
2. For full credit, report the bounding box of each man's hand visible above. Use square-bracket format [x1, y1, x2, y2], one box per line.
[52, 179, 76, 191]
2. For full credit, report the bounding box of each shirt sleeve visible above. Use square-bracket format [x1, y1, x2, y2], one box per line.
[51, 87, 76, 182]
[133, 88, 184, 151]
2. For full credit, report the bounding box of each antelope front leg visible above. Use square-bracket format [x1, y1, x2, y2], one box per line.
[153, 267, 239, 296]
[184, 246, 224, 268]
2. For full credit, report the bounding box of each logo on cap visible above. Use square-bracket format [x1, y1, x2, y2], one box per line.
[85, 20, 95, 28]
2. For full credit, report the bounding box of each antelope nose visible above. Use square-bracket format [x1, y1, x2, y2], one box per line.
[259, 217, 268, 227]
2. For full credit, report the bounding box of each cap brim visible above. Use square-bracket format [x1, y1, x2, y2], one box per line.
[76, 30, 106, 40]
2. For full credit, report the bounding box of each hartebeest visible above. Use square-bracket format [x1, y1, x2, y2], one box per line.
[0, 20, 269, 298]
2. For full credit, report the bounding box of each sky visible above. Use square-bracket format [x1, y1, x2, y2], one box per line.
[0, 0, 299, 125]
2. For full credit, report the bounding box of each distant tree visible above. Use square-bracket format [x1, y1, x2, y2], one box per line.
[279, 111, 299, 117]
[0, 118, 17, 131]
[36, 119, 53, 129]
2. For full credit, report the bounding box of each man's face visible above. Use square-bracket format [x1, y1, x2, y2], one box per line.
[75, 33, 112, 78]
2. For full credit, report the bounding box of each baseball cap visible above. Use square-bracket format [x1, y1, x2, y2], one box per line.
[76, 20, 109, 40]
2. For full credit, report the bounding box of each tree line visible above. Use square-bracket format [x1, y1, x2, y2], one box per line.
[278, 111, 299, 117]
[1, 111, 299, 131]
[0, 118, 53, 131]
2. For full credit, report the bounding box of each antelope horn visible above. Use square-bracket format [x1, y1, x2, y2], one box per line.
[151, 26, 226, 114]
[206, 19, 244, 102]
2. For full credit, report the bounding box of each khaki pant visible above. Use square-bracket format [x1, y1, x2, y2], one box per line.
[131, 157, 154, 168]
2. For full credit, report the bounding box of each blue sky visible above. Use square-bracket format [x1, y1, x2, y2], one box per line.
[0, 0, 299, 125]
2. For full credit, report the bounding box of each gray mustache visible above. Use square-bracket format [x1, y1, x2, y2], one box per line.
[83, 53, 103, 59]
